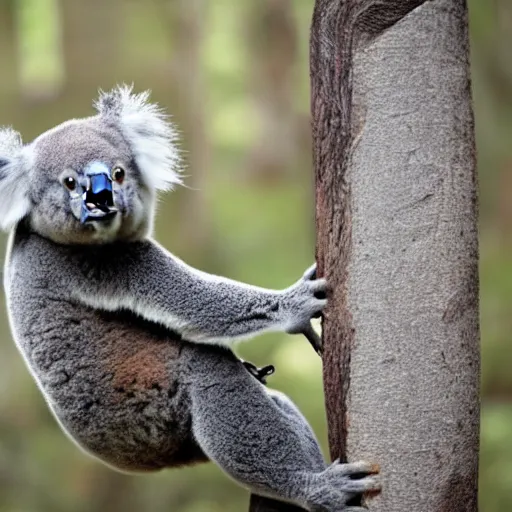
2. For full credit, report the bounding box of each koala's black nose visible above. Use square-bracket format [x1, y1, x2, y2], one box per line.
[80, 162, 118, 223]
[86, 173, 114, 210]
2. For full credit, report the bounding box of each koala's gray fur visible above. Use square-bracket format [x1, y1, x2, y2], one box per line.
[1, 86, 379, 511]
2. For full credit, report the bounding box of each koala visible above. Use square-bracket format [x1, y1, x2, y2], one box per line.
[0, 86, 379, 511]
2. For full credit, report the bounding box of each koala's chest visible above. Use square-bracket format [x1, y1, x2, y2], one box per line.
[8, 287, 185, 412]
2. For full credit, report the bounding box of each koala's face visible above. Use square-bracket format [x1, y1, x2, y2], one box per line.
[0, 86, 181, 244]
[28, 120, 153, 244]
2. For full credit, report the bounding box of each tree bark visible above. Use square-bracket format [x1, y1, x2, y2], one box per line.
[312, 1, 480, 511]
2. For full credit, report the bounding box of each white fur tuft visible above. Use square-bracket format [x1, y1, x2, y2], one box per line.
[0, 128, 31, 231]
[94, 85, 181, 191]
[0, 127, 22, 154]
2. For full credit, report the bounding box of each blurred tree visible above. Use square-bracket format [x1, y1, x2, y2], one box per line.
[156, 0, 216, 265]
[244, 0, 300, 184]
[65, 0, 128, 96]
[15, 0, 64, 101]
[312, 1, 480, 511]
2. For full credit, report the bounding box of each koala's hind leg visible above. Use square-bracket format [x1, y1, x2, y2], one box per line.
[186, 348, 380, 511]
[265, 388, 325, 469]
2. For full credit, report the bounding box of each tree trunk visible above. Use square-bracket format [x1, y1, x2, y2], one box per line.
[312, 1, 480, 512]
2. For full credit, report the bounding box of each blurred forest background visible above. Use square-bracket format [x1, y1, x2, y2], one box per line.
[0, 0, 510, 510]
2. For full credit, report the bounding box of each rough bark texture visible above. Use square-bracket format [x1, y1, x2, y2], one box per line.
[312, 1, 480, 511]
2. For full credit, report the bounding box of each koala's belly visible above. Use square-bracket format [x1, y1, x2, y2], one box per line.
[12, 300, 205, 472]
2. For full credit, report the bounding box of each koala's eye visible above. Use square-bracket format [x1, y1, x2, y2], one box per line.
[111, 166, 125, 184]
[63, 177, 77, 191]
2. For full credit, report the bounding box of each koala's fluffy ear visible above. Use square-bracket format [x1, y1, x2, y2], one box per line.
[94, 85, 181, 191]
[0, 128, 31, 231]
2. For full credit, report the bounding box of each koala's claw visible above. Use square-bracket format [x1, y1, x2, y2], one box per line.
[242, 360, 275, 384]
[333, 460, 380, 477]
[303, 263, 318, 281]
[311, 277, 327, 296]
[302, 323, 323, 355]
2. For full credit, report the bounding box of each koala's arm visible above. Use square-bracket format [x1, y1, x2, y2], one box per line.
[67, 240, 326, 347]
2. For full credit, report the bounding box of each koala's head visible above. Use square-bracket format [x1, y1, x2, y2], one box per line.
[0, 85, 181, 244]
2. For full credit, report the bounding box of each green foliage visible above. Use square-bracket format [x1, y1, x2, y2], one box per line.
[480, 405, 512, 509]
[15, 0, 64, 98]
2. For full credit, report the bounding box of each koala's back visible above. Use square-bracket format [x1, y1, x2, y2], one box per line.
[5, 231, 207, 472]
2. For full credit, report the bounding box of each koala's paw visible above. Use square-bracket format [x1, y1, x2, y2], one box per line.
[307, 461, 380, 512]
[282, 263, 328, 354]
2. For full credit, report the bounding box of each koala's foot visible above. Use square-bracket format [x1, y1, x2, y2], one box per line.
[306, 461, 380, 512]
[241, 360, 275, 385]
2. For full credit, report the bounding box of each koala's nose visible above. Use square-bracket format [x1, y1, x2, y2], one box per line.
[87, 173, 114, 208]
[80, 162, 118, 223]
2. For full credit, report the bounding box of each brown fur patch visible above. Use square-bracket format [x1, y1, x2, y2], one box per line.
[111, 342, 172, 392]
[96, 310, 183, 395]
